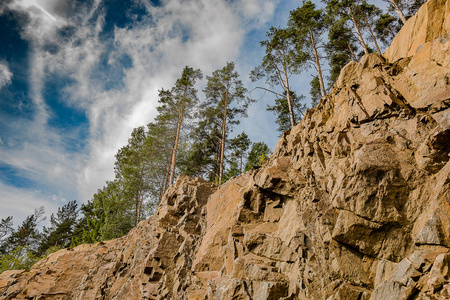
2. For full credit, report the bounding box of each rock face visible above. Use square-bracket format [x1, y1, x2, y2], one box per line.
[1, 0, 449, 299]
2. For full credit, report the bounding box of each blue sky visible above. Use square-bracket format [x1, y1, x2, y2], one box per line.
[0, 0, 310, 226]
[0, 0, 392, 226]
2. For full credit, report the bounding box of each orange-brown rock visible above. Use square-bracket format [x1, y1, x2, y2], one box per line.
[1, 0, 449, 299]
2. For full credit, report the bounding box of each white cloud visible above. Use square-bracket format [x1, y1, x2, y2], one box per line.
[2, 0, 291, 212]
[0, 62, 12, 89]
[76, 0, 280, 201]
[0, 181, 61, 227]
[0, 117, 80, 200]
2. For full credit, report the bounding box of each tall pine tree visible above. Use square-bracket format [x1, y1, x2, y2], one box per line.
[202, 62, 252, 184]
[250, 26, 306, 128]
[290, 1, 327, 98]
[157, 66, 203, 185]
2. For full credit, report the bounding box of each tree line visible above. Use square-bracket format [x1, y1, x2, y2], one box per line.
[1, 0, 423, 272]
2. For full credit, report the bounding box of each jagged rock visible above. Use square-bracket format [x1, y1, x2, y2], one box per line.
[390, 259, 418, 286]
[1, 0, 450, 299]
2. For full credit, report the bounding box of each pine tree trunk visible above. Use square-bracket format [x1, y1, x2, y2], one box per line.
[169, 87, 188, 185]
[286, 90, 295, 128]
[364, 16, 382, 55]
[309, 28, 326, 98]
[160, 162, 171, 202]
[136, 183, 142, 226]
[136, 195, 141, 226]
[239, 151, 243, 174]
[136, 157, 143, 225]
[218, 83, 229, 184]
[282, 49, 296, 128]
[349, 6, 369, 55]
[388, 0, 407, 24]
[348, 41, 357, 61]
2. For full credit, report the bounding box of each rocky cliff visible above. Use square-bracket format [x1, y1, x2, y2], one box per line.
[1, 0, 449, 299]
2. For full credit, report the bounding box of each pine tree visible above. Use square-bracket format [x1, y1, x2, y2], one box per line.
[202, 62, 252, 184]
[310, 76, 322, 107]
[289, 1, 327, 98]
[250, 26, 306, 128]
[178, 115, 222, 180]
[91, 180, 134, 241]
[326, 16, 358, 84]
[355, 1, 383, 55]
[157, 66, 202, 185]
[71, 200, 98, 246]
[375, 13, 401, 45]
[266, 90, 306, 133]
[325, 0, 370, 55]
[406, 0, 426, 17]
[0, 207, 45, 256]
[384, 0, 407, 23]
[37, 200, 78, 255]
[115, 126, 150, 225]
[245, 142, 271, 172]
[0, 216, 13, 242]
[229, 132, 251, 174]
[143, 121, 175, 204]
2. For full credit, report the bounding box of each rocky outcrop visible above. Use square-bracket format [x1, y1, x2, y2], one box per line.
[1, 0, 449, 299]
[0, 176, 217, 299]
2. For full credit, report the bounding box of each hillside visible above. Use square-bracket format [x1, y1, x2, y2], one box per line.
[1, 0, 449, 299]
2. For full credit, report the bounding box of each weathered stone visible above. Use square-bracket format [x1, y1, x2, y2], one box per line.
[375, 259, 398, 287]
[389, 259, 418, 286]
[1, 1, 450, 299]
[430, 252, 450, 278]
[335, 282, 369, 300]
[332, 209, 383, 256]
[371, 280, 406, 300]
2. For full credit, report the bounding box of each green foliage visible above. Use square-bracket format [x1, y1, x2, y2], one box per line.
[158, 66, 202, 186]
[37, 200, 78, 255]
[0, 207, 45, 256]
[81, 210, 104, 244]
[0, 216, 13, 242]
[267, 91, 306, 134]
[375, 13, 401, 45]
[325, 0, 371, 54]
[178, 119, 220, 179]
[193, 62, 252, 183]
[70, 201, 95, 246]
[406, 0, 426, 17]
[250, 26, 307, 85]
[251, 26, 307, 128]
[0, 208, 47, 273]
[289, 0, 327, 99]
[0, 246, 42, 273]
[114, 126, 149, 224]
[114, 123, 172, 225]
[92, 181, 133, 241]
[309, 76, 322, 108]
[325, 16, 358, 84]
[245, 142, 271, 172]
[222, 161, 240, 182]
[229, 132, 251, 174]
[290, 1, 326, 37]
[203, 62, 250, 119]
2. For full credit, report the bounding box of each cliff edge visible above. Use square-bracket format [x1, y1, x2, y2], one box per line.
[1, 0, 449, 299]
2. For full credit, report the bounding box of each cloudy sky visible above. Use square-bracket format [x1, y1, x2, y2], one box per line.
[0, 0, 396, 227]
[1, 0, 319, 225]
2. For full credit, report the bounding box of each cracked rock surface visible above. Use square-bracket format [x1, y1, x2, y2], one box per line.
[1, 0, 449, 299]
